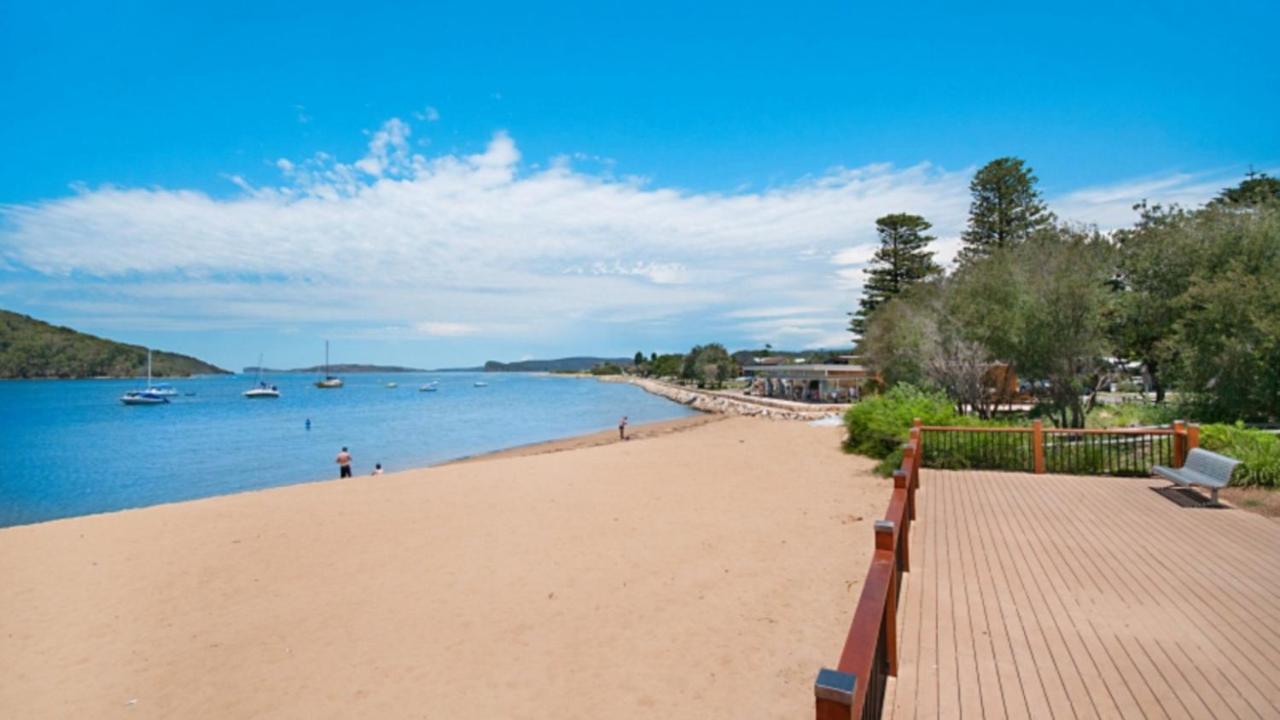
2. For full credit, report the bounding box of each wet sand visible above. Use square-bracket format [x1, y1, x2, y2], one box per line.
[0, 416, 887, 719]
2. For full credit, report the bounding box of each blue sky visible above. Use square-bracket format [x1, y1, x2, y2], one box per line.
[1, 1, 1277, 370]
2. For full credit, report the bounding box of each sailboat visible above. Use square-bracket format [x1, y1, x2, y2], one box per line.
[315, 341, 343, 388]
[244, 354, 281, 398]
[120, 349, 169, 405]
[418, 381, 438, 392]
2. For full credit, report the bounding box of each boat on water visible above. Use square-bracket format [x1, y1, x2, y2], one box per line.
[419, 381, 439, 392]
[120, 350, 170, 405]
[244, 354, 280, 398]
[315, 340, 343, 389]
[473, 381, 488, 387]
[386, 382, 398, 389]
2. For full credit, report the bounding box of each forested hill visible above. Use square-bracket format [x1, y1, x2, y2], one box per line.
[0, 310, 229, 378]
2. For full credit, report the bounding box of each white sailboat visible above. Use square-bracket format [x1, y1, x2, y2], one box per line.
[120, 349, 169, 405]
[244, 354, 281, 398]
[418, 381, 438, 392]
[315, 340, 343, 388]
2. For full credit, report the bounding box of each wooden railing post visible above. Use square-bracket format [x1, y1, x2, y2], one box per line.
[1172, 420, 1187, 468]
[1032, 419, 1046, 474]
[814, 668, 856, 720]
[875, 520, 898, 677]
[893, 470, 911, 572]
[1188, 424, 1200, 453]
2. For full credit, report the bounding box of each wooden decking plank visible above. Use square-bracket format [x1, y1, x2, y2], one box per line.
[934, 478, 963, 720]
[951, 468, 1018, 719]
[1045, 476, 1266, 720]
[990, 473, 1139, 719]
[942, 477, 987, 719]
[1053, 474, 1280, 711]
[873, 468, 1280, 720]
[965, 472, 1081, 719]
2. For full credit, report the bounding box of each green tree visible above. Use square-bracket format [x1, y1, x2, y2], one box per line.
[849, 213, 941, 336]
[650, 353, 684, 378]
[1212, 170, 1280, 207]
[681, 343, 738, 389]
[957, 157, 1053, 265]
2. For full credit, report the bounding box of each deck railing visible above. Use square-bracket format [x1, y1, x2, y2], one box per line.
[919, 419, 1199, 476]
[815, 419, 1199, 719]
[815, 427, 920, 720]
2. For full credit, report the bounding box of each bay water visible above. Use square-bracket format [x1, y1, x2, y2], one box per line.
[0, 372, 694, 528]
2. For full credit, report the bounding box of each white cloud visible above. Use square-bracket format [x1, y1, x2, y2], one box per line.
[0, 120, 1231, 352]
[413, 106, 441, 122]
[414, 321, 480, 337]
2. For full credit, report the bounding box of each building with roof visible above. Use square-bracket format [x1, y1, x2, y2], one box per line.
[743, 363, 877, 403]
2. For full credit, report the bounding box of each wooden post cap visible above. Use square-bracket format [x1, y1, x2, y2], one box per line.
[815, 667, 857, 705]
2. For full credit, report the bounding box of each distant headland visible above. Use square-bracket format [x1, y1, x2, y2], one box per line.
[0, 309, 229, 379]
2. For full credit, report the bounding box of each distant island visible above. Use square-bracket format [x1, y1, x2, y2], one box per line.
[0, 310, 229, 379]
[244, 364, 430, 374]
[482, 357, 634, 373]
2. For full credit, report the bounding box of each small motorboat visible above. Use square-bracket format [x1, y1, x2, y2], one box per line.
[386, 382, 398, 388]
[473, 381, 488, 388]
[244, 383, 280, 399]
[419, 381, 439, 392]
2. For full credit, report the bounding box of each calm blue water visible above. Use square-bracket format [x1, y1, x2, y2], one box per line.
[0, 373, 695, 528]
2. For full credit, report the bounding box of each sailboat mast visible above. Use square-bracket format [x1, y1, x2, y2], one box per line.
[146, 349, 153, 388]
[325, 340, 330, 378]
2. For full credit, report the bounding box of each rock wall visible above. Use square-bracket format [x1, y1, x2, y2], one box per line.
[616, 377, 841, 421]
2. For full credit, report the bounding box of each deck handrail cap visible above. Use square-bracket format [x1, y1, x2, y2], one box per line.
[814, 667, 857, 704]
[874, 519, 895, 533]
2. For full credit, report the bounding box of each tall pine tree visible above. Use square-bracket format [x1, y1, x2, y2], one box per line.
[849, 213, 941, 336]
[957, 157, 1053, 264]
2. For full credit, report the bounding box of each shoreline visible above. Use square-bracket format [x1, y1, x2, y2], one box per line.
[442, 413, 723, 465]
[0, 416, 887, 718]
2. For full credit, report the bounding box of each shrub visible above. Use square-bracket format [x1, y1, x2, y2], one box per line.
[843, 384, 962, 460]
[1199, 423, 1280, 487]
[1086, 402, 1180, 429]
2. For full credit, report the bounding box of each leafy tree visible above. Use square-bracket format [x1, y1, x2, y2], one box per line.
[681, 343, 738, 389]
[1211, 170, 1280, 207]
[957, 157, 1054, 265]
[649, 353, 684, 378]
[849, 213, 941, 336]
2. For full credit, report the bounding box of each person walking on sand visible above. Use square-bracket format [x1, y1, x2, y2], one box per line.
[619, 416, 629, 440]
[336, 447, 353, 478]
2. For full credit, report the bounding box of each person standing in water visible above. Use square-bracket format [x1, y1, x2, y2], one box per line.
[618, 416, 629, 440]
[336, 447, 353, 478]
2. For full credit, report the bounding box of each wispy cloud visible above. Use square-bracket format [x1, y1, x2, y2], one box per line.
[0, 118, 1231, 352]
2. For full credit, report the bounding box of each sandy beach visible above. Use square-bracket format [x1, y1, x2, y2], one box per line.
[0, 416, 886, 719]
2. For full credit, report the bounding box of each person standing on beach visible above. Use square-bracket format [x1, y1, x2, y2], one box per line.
[336, 447, 353, 478]
[619, 416, 629, 440]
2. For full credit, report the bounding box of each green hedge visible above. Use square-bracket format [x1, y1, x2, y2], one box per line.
[1199, 423, 1280, 487]
[843, 385, 967, 474]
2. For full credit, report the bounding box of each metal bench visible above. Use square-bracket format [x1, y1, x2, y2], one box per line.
[1153, 448, 1241, 504]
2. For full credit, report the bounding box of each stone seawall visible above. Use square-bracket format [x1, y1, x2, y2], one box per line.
[608, 377, 844, 421]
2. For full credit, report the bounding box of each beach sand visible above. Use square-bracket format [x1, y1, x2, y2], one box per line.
[0, 416, 886, 719]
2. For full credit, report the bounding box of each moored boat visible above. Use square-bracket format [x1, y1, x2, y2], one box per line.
[120, 350, 170, 405]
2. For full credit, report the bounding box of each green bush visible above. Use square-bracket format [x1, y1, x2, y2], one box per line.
[1086, 402, 1180, 429]
[1199, 423, 1280, 487]
[843, 384, 962, 460]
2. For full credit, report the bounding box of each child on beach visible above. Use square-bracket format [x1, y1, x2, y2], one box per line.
[619, 416, 628, 440]
[336, 447, 352, 478]
[372, 463, 384, 475]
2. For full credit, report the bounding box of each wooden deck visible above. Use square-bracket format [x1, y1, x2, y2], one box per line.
[885, 470, 1280, 720]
